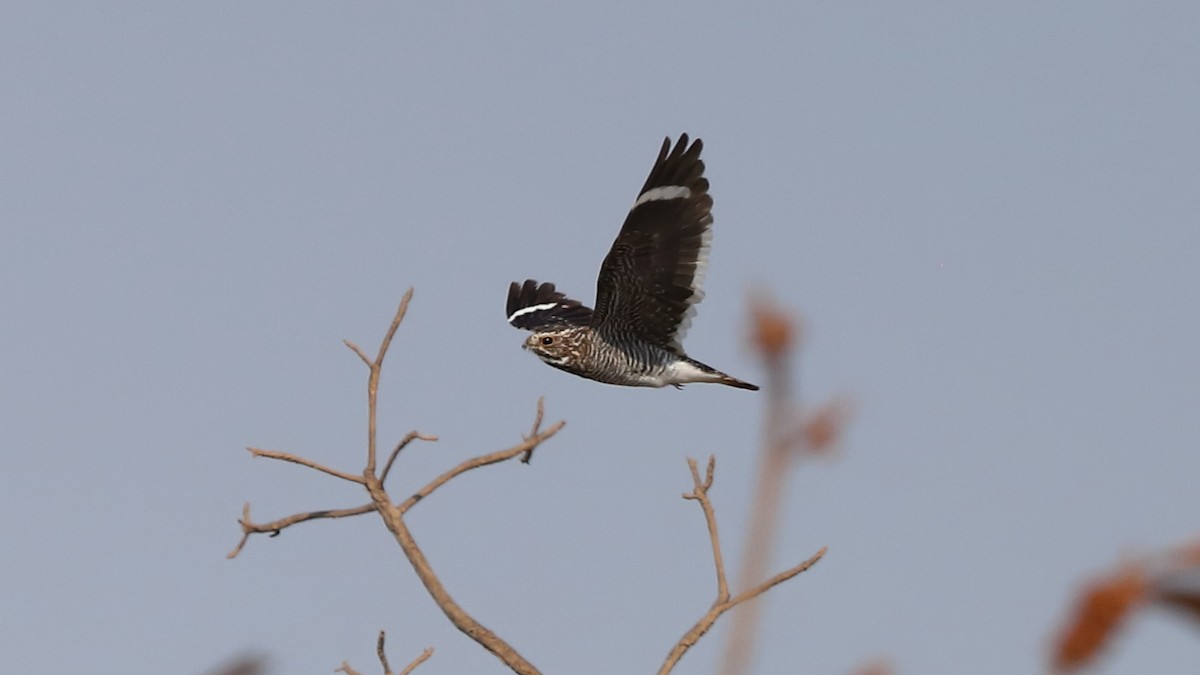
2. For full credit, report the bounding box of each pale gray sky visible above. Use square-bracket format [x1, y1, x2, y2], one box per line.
[2, 3, 1198, 674]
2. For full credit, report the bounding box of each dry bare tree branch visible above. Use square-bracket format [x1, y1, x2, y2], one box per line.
[520, 397, 547, 463]
[684, 456, 729, 602]
[227, 501, 377, 559]
[362, 401, 558, 675]
[397, 404, 562, 515]
[381, 431, 439, 484]
[376, 630, 392, 675]
[246, 446, 366, 484]
[659, 456, 827, 675]
[336, 630, 433, 675]
[341, 289, 414, 477]
[399, 647, 434, 675]
[233, 289, 559, 674]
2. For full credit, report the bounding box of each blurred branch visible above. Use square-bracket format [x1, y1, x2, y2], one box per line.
[231, 289, 563, 674]
[659, 456, 826, 674]
[204, 654, 267, 675]
[719, 293, 846, 674]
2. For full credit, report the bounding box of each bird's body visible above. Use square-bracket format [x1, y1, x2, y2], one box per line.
[507, 134, 758, 391]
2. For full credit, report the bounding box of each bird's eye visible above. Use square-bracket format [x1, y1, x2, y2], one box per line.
[541, 336, 554, 346]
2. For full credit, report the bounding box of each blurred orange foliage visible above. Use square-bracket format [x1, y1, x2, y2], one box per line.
[1052, 565, 1148, 672]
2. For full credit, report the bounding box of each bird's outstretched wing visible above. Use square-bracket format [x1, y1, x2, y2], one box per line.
[506, 279, 594, 331]
[591, 134, 713, 355]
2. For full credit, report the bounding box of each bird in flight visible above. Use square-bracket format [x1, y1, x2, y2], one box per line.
[506, 134, 758, 391]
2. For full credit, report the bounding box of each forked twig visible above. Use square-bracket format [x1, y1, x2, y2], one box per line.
[658, 456, 826, 675]
[336, 632, 432, 675]
[227, 502, 377, 559]
[344, 288, 414, 476]
[684, 457, 729, 602]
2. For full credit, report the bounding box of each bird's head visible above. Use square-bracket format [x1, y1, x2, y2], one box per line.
[523, 328, 586, 367]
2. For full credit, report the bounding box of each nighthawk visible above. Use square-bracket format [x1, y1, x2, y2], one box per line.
[506, 134, 758, 391]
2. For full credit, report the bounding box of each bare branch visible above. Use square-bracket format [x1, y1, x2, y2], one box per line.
[247, 447, 365, 484]
[341, 288, 413, 373]
[375, 289, 413, 367]
[366, 485, 541, 674]
[659, 457, 826, 675]
[683, 456, 728, 602]
[227, 501, 377, 559]
[728, 547, 827, 607]
[234, 291, 553, 673]
[344, 339, 372, 368]
[376, 631, 392, 675]
[366, 289, 415, 475]
[520, 396, 547, 463]
[399, 647, 434, 675]
[356, 402, 562, 674]
[398, 416, 564, 515]
[381, 432, 439, 484]
[337, 632, 431, 675]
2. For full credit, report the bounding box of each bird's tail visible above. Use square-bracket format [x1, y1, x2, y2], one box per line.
[718, 374, 760, 391]
[686, 357, 760, 391]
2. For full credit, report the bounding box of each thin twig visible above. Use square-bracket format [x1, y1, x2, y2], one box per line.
[376, 631, 392, 675]
[683, 456, 728, 602]
[520, 397, 547, 463]
[347, 288, 413, 477]
[660, 547, 827, 675]
[367, 490, 542, 674]
[337, 632, 431, 675]
[373, 290, 412, 369]
[659, 457, 826, 675]
[726, 547, 827, 605]
[247, 447, 365, 484]
[227, 501, 376, 558]
[381, 432, 439, 484]
[344, 340, 372, 368]
[398, 420, 564, 515]
[399, 647, 434, 675]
